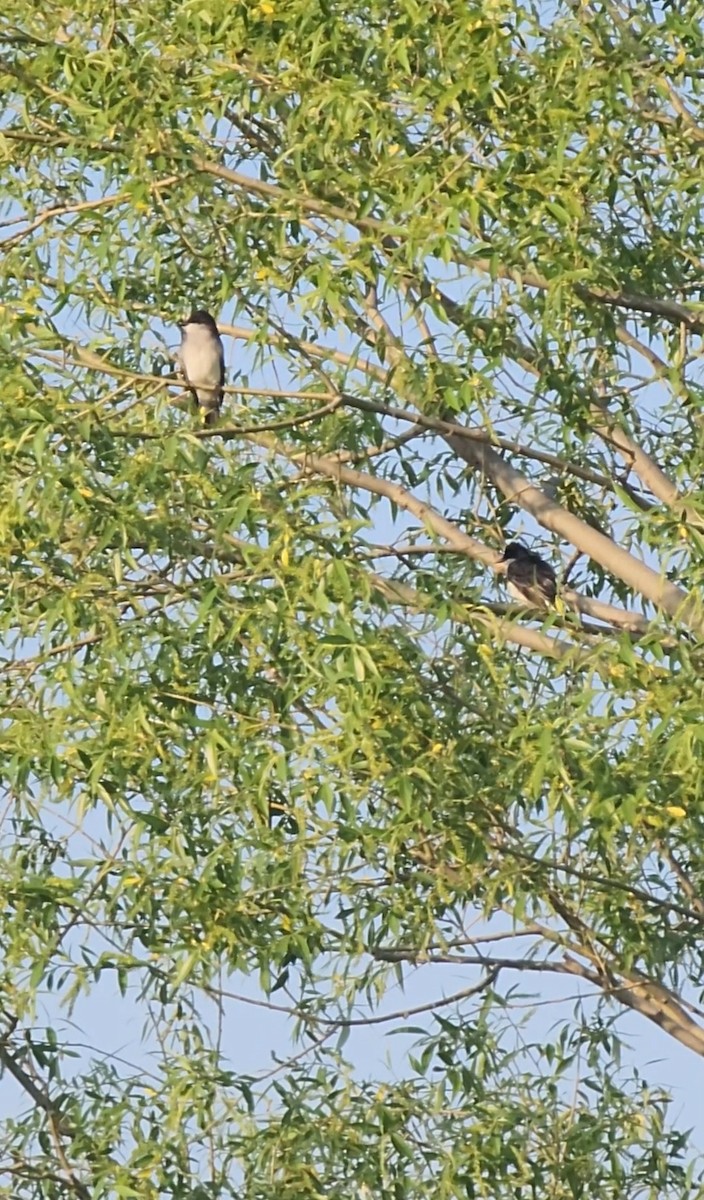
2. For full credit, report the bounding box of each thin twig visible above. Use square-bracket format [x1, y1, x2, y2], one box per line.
[1, 177, 179, 250]
[323, 971, 499, 1028]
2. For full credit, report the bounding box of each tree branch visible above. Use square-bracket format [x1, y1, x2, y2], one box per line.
[445, 436, 702, 633]
[343, 295, 698, 621]
[197, 155, 704, 331]
[370, 572, 574, 659]
[0, 176, 179, 250]
[369, 945, 704, 1057]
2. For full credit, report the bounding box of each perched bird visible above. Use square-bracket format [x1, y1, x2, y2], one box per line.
[178, 310, 225, 426]
[501, 542, 557, 609]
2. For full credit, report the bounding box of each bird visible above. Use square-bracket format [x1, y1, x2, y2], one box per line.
[500, 542, 557, 609]
[178, 310, 225, 426]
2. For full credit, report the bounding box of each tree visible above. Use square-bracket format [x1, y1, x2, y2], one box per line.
[2, 0, 704, 1194]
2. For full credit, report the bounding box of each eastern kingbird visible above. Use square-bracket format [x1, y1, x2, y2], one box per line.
[178, 310, 225, 426]
[501, 542, 557, 609]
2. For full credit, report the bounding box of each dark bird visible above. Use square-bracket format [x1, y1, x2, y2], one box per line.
[501, 542, 557, 609]
[178, 310, 225, 426]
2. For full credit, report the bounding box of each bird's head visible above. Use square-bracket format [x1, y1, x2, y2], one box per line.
[179, 309, 219, 332]
[501, 541, 530, 562]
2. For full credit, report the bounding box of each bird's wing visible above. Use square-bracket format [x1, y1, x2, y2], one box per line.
[538, 565, 557, 603]
[507, 560, 556, 607]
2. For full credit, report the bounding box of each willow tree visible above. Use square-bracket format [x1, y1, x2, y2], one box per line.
[2, 0, 704, 1195]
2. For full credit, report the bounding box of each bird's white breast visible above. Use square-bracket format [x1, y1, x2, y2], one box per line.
[507, 580, 530, 605]
[180, 325, 222, 390]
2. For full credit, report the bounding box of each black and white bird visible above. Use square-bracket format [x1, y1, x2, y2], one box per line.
[178, 310, 225, 426]
[501, 542, 557, 609]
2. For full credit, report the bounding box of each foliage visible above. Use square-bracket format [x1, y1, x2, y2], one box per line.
[2, 0, 704, 1195]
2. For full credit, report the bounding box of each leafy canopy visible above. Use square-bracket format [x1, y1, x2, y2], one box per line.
[2, 0, 704, 1196]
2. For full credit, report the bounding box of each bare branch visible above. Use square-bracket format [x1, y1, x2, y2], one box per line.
[326, 972, 499, 1028]
[397, 278, 689, 517]
[310, 300, 696, 617]
[589, 404, 686, 513]
[369, 945, 704, 1057]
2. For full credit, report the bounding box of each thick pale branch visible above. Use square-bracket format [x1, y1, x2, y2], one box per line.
[560, 589, 650, 633]
[64, 333, 666, 539]
[399, 281, 687, 515]
[223, 328, 641, 500]
[286, 451, 494, 563]
[563, 957, 704, 1058]
[446, 436, 702, 634]
[247, 433, 650, 641]
[350, 304, 696, 622]
[227, 320, 680, 525]
[62, 319, 698, 535]
[402, 280, 687, 515]
[341, 391, 651, 508]
[589, 405, 685, 511]
[374, 557, 651, 636]
[54, 334, 677, 535]
[371, 573, 574, 659]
